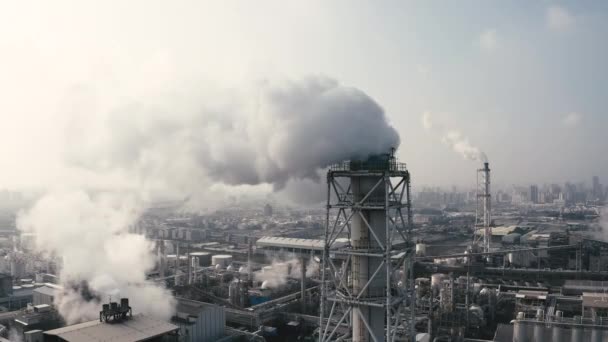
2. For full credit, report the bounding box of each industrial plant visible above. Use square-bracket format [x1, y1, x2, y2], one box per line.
[0, 148, 605, 342]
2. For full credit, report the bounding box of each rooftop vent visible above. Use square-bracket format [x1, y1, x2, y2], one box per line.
[99, 298, 132, 323]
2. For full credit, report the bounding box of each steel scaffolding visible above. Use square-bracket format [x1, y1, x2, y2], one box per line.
[319, 154, 415, 342]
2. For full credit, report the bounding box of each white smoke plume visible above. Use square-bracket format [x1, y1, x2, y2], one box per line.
[595, 207, 608, 242]
[15, 76, 400, 322]
[17, 191, 175, 324]
[65, 76, 400, 196]
[254, 257, 318, 289]
[422, 112, 488, 163]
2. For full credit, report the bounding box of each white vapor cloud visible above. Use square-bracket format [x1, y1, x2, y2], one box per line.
[15, 74, 400, 322]
[422, 112, 488, 163]
[562, 112, 583, 126]
[17, 191, 175, 324]
[547, 6, 574, 31]
[479, 29, 498, 51]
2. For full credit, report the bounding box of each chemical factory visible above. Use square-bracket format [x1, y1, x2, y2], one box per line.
[0, 151, 606, 342]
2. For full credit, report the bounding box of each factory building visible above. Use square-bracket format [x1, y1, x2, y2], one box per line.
[42, 313, 178, 342]
[171, 298, 225, 342]
[256, 236, 349, 256]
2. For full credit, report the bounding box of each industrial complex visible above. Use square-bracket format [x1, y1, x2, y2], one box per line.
[0, 150, 606, 342]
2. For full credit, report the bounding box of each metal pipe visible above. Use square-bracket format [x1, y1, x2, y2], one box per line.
[301, 256, 306, 314]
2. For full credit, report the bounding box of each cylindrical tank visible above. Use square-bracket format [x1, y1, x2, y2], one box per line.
[533, 309, 544, 341]
[190, 252, 211, 267]
[513, 312, 528, 342]
[211, 255, 233, 269]
[591, 318, 602, 342]
[416, 243, 427, 257]
[229, 280, 241, 306]
[551, 325, 564, 342]
[571, 316, 582, 342]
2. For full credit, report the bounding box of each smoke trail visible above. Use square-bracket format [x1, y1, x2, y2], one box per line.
[422, 112, 488, 163]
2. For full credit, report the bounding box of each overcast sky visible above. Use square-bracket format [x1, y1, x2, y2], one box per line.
[0, 1, 606, 196]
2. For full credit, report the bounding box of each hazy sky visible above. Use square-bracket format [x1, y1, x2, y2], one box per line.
[0, 1, 607, 195]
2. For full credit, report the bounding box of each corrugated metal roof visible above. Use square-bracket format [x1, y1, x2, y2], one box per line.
[43, 314, 178, 342]
[256, 236, 349, 251]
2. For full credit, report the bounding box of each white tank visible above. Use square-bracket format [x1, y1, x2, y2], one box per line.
[513, 313, 527, 342]
[211, 255, 233, 269]
[261, 280, 270, 290]
[226, 264, 234, 272]
[415, 243, 427, 257]
[238, 266, 248, 274]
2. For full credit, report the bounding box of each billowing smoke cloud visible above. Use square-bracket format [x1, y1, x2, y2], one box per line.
[17, 191, 175, 323]
[65, 76, 400, 194]
[16, 76, 399, 322]
[422, 112, 488, 163]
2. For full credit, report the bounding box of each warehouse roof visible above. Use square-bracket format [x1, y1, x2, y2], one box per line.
[256, 236, 349, 251]
[43, 314, 178, 342]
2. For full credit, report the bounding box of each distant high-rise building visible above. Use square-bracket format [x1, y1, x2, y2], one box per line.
[530, 185, 539, 204]
[263, 203, 273, 217]
[593, 176, 603, 200]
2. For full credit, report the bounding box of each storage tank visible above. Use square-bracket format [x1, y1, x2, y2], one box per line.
[190, 252, 211, 267]
[415, 243, 427, 257]
[229, 280, 242, 307]
[533, 309, 544, 341]
[513, 312, 528, 342]
[571, 316, 582, 342]
[211, 255, 232, 269]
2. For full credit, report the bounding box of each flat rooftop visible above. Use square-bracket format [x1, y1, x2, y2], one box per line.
[256, 236, 349, 251]
[43, 313, 178, 342]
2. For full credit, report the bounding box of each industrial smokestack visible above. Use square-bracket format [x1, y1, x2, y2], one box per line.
[321, 152, 413, 342]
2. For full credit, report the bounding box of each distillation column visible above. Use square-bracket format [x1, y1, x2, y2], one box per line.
[351, 174, 386, 342]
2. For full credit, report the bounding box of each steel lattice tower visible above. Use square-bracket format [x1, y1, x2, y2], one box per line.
[319, 152, 415, 342]
[473, 162, 491, 254]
